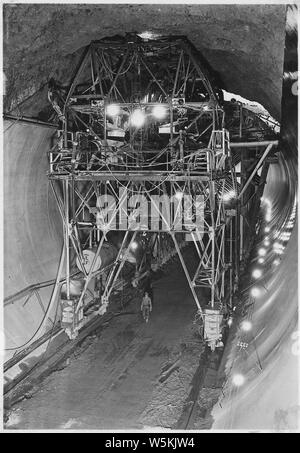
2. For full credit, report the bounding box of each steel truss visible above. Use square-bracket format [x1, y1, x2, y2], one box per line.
[47, 35, 260, 348]
[48, 35, 224, 177]
[49, 127, 237, 343]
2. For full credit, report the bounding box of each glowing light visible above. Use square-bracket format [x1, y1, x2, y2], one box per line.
[273, 259, 280, 266]
[131, 109, 145, 127]
[258, 258, 265, 264]
[241, 320, 252, 332]
[222, 190, 236, 202]
[280, 232, 292, 241]
[138, 31, 160, 40]
[228, 317, 233, 327]
[130, 241, 138, 251]
[265, 213, 272, 222]
[275, 250, 284, 255]
[251, 286, 261, 298]
[232, 374, 245, 387]
[258, 248, 266, 257]
[286, 221, 295, 229]
[264, 227, 270, 233]
[264, 239, 270, 247]
[106, 104, 120, 117]
[174, 191, 183, 200]
[252, 269, 262, 279]
[261, 197, 271, 207]
[152, 105, 167, 119]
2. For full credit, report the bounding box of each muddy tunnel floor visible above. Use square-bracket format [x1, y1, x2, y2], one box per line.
[5, 250, 221, 430]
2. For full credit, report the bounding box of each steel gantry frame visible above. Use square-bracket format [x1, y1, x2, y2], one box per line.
[46, 34, 277, 348]
[49, 133, 238, 344]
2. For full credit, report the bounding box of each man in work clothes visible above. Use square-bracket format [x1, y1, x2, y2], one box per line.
[141, 292, 152, 322]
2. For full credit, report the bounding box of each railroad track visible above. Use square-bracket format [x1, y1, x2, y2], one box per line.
[3, 287, 139, 410]
[176, 346, 224, 430]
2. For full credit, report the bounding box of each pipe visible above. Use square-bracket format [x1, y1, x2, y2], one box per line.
[230, 140, 278, 148]
[3, 114, 58, 128]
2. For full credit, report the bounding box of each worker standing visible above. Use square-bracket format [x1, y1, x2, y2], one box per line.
[141, 292, 152, 323]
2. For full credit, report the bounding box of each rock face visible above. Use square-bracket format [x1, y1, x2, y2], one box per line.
[3, 4, 286, 119]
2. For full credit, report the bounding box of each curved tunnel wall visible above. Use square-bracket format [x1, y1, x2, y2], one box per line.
[212, 160, 298, 429]
[212, 6, 298, 429]
[4, 120, 62, 359]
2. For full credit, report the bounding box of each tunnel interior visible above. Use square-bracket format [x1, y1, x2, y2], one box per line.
[2, 4, 298, 431]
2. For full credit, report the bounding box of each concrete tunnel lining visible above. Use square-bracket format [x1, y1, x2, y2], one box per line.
[2, 3, 298, 431]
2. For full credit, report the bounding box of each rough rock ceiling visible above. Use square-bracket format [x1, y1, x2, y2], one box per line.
[3, 4, 286, 120]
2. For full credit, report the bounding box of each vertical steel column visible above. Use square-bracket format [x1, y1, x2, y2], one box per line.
[170, 100, 174, 168]
[239, 104, 243, 138]
[235, 200, 241, 279]
[229, 217, 233, 308]
[221, 225, 225, 299]
[104, 231, 138, 302]
[102, 231, 129, 297]
[240, 203, 244, 263]
[64, 179, 70, 300]
[170, 232, 203, 316]
[75, 232, 107, 313]
[211, 228, 215, 308]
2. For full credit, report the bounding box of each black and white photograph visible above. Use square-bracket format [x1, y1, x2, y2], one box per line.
[1, 1, 299, 434]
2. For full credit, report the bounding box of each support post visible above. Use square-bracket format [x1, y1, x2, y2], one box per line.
[170, 232, 203, 317]
[64, 180, 70, 300]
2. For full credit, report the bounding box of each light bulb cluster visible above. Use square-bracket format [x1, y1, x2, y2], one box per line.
[233, 198, 280, 390]
[106, 103, 168, 127]
[273, 242, 284, 255]
[279, 231, 292, 241]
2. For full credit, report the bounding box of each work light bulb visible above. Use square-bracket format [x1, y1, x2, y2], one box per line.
[241, 320, 252, 332]
[130, 241, 138, 251]
[131, 109, 145, 127]
[252, 269, 262, 279]
[152, 105, 167, 119]
[258, 248, 266, 257]
[251, 287, 261, 298]
[232, 374, 245, 387]
[106, 104, 120, 117]
[175, 191, 183, 200]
